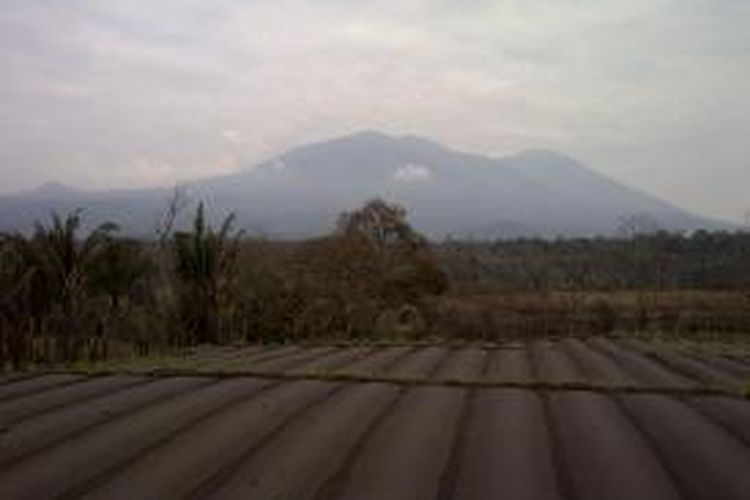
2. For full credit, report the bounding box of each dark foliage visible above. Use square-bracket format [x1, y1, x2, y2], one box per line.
[2, 201, 749, 367]
[436, 230, 750, 291]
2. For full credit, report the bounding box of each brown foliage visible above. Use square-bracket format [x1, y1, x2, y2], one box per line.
[280, 199, 446, 338]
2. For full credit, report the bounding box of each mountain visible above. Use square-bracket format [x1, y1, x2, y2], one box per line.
[0, 131, 730, 239]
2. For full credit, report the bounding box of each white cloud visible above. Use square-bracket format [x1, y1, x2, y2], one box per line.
[394, 163, 433, 183]
[270, 157, 286, 171]
[0, 0, 748, 220]
[220, 129, 242, 144]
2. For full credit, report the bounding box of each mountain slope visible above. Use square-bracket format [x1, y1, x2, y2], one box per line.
[0, 131, 729, 238]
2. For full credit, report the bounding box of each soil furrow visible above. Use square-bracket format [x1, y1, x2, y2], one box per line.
[683, 395, 750, 448]
[550, 391, 681, 500]
[312, 386, 409, 500]
[0, 374, 85, 403]
[436, 348, 491, 500]
[196, 345, 310, 372]
[285, 347, 374, 375]
[324, 386, 467, 500]
[589, 338, 694, 389]
[618, 393, 750, 500]
[683, 349, 750, 380]
[201, 383, 401, 500]
[453, 388, 562, 500]
[434, 347, 488, 382]
[0, 377, 212, 469]
[0, 375, 149, 427]
[625, 340, 744, 390]
[83, 380, 342, 499]
[485, 345, 533, 383]
[533, 340, 587, 384]
[0, 378, 270, 499]
[562, 339, 635, 386]
[333, 346, 414, 378]
[188, 345, 414, 499]
[386, 345, 452, 380]
[541, 391, 577, 500]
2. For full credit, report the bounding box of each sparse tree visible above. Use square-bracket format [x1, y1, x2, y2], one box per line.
[287, 199, 446, 338]
[172, 203, 243, 345]
[338, 198, 447, 303]
[0, 211, 117, 363]
[89, 238, 152, 312]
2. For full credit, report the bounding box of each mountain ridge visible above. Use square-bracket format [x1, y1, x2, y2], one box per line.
[0, 131, 732, 239]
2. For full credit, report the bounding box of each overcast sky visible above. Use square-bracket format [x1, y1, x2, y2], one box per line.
[1, 0, 748, 221]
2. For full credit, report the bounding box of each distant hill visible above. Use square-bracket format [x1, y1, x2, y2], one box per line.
[0, 131, 731, 239]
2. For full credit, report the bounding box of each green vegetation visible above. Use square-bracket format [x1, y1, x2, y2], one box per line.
[433, 231, 750, 339]
[2, 196, 749, 370]
[172, 203, 243, 346]
[0, 211, 120, 367]
[438, 231, 750, 291]
[1, 199, 447, 368]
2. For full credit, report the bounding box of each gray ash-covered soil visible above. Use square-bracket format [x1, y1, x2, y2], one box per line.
[0, 338, 748, 499]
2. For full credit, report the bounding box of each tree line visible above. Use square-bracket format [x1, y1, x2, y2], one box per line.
[3, 198, 750, 369]
[0, 199, 446, 368]
[437, 231, 750, 292]
[432, 231, 750, 340]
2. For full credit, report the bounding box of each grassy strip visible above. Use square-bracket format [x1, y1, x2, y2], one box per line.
[40, 366, 750, 400]
[296, 338, 509, 350]
[10, 334, 746, 374]
[5, 335, 748, 374]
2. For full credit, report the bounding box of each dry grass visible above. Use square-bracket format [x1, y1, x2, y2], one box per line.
[424, 290, 750, 340]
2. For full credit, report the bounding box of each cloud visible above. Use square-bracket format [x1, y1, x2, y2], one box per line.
[394, 163, 433, 183]
[220, 129, 242, 144]
[270, 157, 286, 171]
[0, 0, 748, 220]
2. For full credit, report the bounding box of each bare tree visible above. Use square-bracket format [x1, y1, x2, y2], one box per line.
[155, 185, 190, 245]
[337, 198, 425, 251]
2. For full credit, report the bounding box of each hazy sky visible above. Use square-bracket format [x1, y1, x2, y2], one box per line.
[1, 0, 749, 221]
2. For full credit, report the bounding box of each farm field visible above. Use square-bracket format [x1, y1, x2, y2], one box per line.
[0, 338, 749, 499]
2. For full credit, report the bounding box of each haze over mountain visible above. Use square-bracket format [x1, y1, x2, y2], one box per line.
[0, 131, 728, 239]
